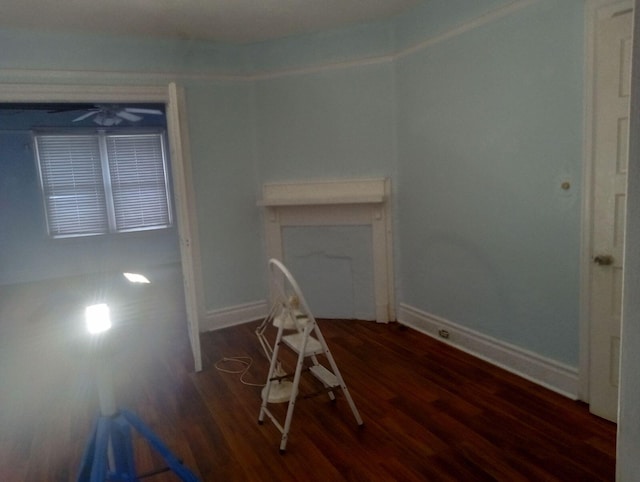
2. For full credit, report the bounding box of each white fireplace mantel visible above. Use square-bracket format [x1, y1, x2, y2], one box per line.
[258, 178, 387, 207]
[258, 178, 395, 323]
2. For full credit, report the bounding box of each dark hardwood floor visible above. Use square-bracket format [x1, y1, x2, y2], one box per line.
[0, 272, 616, 481]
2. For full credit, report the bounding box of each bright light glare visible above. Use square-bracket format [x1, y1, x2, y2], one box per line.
[85, 303, 112, 335]
[123, 272, 150, 284]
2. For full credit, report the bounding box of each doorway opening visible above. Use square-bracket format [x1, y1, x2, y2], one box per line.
[0, 83, 203, 372]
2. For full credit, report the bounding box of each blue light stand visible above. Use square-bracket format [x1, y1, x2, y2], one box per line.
[76, 332, 199, 481]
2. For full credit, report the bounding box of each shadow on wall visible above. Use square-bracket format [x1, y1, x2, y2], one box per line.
[414, 232, 512, 334]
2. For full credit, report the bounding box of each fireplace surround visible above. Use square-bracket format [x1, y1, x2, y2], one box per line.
[258, 178, 394, 322]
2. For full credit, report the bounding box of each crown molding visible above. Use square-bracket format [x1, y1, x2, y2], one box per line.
[0, 0, 540, 84]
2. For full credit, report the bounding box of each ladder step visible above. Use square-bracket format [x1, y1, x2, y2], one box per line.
[282, 333, 323, 356]
[309, 365, 339, 388]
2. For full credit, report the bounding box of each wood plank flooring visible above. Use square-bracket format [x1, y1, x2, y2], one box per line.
[0, 274, 616, 481]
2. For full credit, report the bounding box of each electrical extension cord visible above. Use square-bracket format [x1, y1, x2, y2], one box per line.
[214, 356, 264, 387]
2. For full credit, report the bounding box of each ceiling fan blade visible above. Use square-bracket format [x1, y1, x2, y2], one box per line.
[124, 108, 163, 115]
[73, 111, 99, 122]
[116, 111, 143, 122]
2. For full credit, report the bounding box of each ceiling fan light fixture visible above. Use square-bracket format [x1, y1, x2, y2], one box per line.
[93, 112, 123, 126]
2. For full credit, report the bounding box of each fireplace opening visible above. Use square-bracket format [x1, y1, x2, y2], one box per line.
[282, 225, 375, 320]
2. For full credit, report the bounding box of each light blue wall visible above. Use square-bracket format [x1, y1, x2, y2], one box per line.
[0, 27, 247, 74]
[0, 29, 263, 310]
[246, 21, 393, 74]
[184, 80, 264, 309]
[248, 0, 586, 365]
[0, 0, 589, 367]
[253, 62, 396, 181]
[250, 33, 398, 319]
[396, 0, 585, 365]
[248, 13, 396, 183]
[394, 0, 512, 50]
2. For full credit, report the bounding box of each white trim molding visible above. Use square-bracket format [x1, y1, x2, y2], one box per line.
[398, 303, 579, 399]
[202, 300, 269, 332]
[396, 0, 538, 60]
[0, 83, 168, 103]
[0, 68, 247, 85]
[0, 0, 540, 85]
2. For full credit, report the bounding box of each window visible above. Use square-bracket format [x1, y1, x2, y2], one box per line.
[34, 131, 172, 238]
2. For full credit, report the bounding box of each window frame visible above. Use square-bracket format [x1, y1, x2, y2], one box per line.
[33, 128, 173, 239]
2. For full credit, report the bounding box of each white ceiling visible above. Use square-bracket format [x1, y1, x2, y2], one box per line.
[1, 0, 422, 45]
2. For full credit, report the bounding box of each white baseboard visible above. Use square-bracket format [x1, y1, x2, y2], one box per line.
[398, 303, 579, 399]
[201, 300, 269, 332]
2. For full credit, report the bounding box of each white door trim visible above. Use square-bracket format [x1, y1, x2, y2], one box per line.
[580, 0, 634, 402]
[0, 82, 204, 371]
[166, 83, 204, 372]
[0, 83, 168, 103]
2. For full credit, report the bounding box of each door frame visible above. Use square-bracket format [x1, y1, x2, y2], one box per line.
[0, 82, 204, 371]
[580, 0, 634, 402]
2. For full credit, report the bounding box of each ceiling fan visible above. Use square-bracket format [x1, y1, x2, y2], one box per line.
[71, 105, 164, 126]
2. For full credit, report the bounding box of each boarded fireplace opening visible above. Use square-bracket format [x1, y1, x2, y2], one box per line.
[282, 225, 375, 319]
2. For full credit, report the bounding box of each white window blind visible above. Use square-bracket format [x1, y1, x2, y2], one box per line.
[106, 134, 171, 232]
[35, 135, 108, 236]
[34, 131, 172, 238]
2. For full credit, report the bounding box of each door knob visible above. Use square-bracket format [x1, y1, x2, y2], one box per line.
[594, 254, 614, 266]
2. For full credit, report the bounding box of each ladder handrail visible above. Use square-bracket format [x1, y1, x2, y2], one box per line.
[268, 258, 316, 332]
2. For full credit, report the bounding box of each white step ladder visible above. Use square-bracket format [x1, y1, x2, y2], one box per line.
[257, 259, 363, 453]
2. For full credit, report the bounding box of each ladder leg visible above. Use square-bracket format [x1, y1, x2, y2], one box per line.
[259, 322, 286, 424]
[278, 323, 313, 452]
[313, 325, 363, 426]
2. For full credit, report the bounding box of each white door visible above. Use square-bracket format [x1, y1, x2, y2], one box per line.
[589, 4, 632, 421]
[166, 82, 204, 372]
